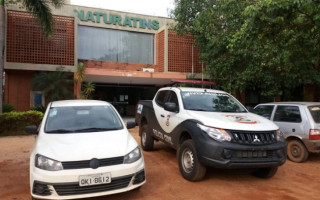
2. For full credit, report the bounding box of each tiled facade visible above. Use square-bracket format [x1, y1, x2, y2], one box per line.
[6, 11, 74, 65]
[168, 31, 202, 73]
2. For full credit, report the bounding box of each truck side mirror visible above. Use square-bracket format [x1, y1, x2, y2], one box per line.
[25, 125, 38, 135]
[164, 102, 179, 112]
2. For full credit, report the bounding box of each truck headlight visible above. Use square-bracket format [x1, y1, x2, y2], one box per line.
[197, 124, 231, 142]
[35, 154, 63, 171]
[124, 147, 141, 164]
[276, 129, 285, 142]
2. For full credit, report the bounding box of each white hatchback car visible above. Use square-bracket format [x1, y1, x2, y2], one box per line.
[26, 100, 145, 200]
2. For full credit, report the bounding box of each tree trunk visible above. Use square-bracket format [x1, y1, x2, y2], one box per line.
[0, 2, 5, 113]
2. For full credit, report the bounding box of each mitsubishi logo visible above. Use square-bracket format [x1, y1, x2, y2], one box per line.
[253, 135, 260, 143]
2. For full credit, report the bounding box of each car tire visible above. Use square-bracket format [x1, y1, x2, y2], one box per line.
[178, 139, 206, 181]
[287, 139, 309, 163]
[252, 167, 278, 178]
[140, 124, 154, 151]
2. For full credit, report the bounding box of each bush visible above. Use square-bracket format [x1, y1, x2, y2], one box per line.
[0, 111, 43, 136]
[2, 103, 15, 113]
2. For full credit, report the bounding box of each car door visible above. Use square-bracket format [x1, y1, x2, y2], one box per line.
[272, 105, 307, 138]
[153, 90, 170, 133]
[160, 91, 185, 134]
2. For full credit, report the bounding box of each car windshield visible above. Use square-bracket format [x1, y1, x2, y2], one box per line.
[308, 105, 320, 123]
[181, 91, 247, 113]
[44, 105, 123, 133]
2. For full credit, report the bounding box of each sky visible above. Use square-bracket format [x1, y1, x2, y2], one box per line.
[70, 0, 175, 18]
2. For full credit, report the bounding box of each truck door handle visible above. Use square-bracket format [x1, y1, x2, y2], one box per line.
[161, 114, 165, 118]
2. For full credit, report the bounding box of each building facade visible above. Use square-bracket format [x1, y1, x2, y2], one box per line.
[4, 3, 205, 115]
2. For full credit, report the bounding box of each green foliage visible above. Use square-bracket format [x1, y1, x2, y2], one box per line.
[32, 66, 74, 104]
[0, 110, 43, 136]
[172, 0, 320, 99]
[6, 0, 64, 37]
[81, 81, 95, 99]
[2, 103, 15, 113]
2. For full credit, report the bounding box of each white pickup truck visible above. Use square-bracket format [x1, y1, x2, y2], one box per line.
[135, 86, 287, 181]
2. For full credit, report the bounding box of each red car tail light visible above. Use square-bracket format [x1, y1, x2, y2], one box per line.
[309, 129, 320, 140]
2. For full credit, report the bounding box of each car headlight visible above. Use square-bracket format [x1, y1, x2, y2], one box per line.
[124, 147, 141, 164]
[276, 129, 285, 142]
[35, 154, 63, 171]
[197, 124, 231, 142]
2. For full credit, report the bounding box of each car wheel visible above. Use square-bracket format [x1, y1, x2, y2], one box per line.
[140, 124, 154, 151]
[252, 167, 278, 178]
[178, 139, 206, 181]
[287, 139, 309, 163]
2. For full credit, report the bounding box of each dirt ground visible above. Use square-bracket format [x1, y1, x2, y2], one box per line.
[1, 127, 320, 200]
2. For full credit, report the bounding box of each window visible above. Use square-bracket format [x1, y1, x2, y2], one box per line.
[274, 106, 302, 123]
[167, 92, 178, 105]
[155, 90, 168, 107]
[45, 106, 123, 133]
[308, 106, 320, 123]
[78, 26, 154, 64]
[253, 105, 274, 119]
[181, 91, 247, 112]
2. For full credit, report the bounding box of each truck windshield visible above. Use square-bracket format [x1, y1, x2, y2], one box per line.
[44, 105, 123, 133]
[308, 106, 320, 123]
[181, 91, 247, 113]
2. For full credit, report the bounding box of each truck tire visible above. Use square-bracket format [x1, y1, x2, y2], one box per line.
[140, 124, 154, 151]
[178, 140, 206, 181]
[287, 139, 309, 163]
[252, 167, 278, 178]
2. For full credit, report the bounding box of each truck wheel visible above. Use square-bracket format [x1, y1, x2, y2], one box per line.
[140, 124, 154, 151]
[287, 139, 309, 163]
[178, 140, 206, 181]
[252, 167, 278, 178]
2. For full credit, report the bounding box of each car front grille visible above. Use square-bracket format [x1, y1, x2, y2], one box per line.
[228, 130, 277, 145]
[62, 156, 124, 169]
[53, 174, 133, 196]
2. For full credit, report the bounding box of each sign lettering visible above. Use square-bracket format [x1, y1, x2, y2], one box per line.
[74, 9, 160, 30]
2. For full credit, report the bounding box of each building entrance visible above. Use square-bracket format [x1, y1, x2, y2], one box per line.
[93, 83, 157, 116]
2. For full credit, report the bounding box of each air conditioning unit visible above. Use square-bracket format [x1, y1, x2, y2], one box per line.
[142, 68, 154, 72]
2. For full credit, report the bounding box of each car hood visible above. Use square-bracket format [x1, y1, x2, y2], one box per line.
[34, 130, 137, 162]
[186, 111, 278, 131]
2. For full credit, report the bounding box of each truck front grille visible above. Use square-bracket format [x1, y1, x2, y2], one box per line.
[228, 130, 277, 145]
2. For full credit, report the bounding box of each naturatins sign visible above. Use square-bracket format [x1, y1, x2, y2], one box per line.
[74, 9, 160, 30]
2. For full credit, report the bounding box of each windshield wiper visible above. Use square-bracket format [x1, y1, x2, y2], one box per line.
[74, 128, 119, 132]
[46, 129, 75, 133]
[187, 108, 212, 111]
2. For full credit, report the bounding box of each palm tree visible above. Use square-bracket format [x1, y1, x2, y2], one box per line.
[32, 66, 74, 104]
[0, 0, 64, 113]
[75, 62, 86, 99]
[81, 82, 95, 99]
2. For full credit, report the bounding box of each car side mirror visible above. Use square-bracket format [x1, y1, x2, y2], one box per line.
[126, 121, 136, 129]
[25, 125, 38, 134]
[164, 102, 179, 112]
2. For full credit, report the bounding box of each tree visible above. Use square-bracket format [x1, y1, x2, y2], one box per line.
[75, 62, 86, 99]
[0, 0, 64, 113]
[172, 0, 320, 100]
[32, 66, 74, 104]
[81, 82, 95, 99]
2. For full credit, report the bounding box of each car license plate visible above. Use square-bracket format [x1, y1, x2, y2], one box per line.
[79, 173, 111, 186]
